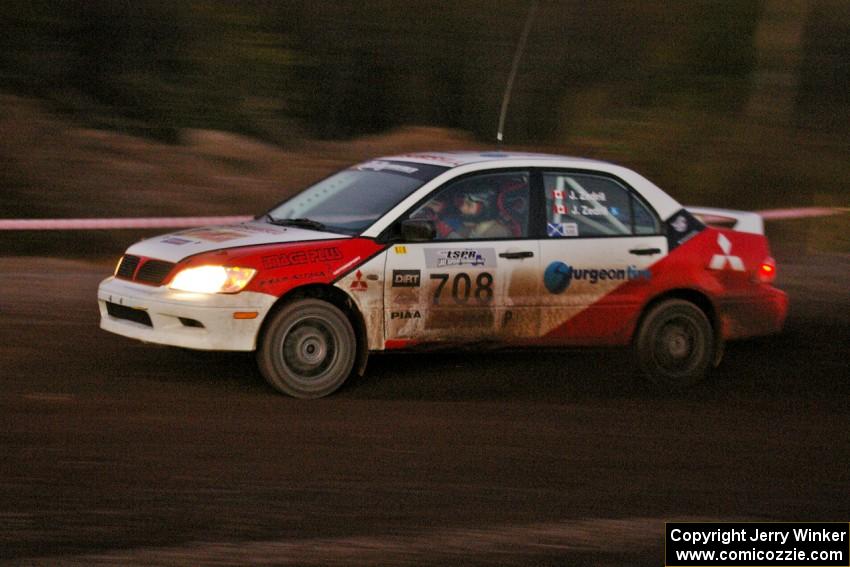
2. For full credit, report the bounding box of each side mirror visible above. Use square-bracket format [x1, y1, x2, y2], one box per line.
[400, 219, 436, 242]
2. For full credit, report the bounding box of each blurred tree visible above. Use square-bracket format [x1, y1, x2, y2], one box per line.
[178, 1, 305, 143]
[1, 0, 304, 143]
[1, 0, 847, 153]
[0, 1, 81, 98]
[745, 0, 811, 127]
[291, 0, 487, 139]
[797, 0, 850, 132]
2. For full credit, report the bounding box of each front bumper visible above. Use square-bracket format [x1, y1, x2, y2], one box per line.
[97, 276, 277, 351]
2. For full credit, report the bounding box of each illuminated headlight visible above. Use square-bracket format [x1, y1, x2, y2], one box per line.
[169, 266, 256, 294]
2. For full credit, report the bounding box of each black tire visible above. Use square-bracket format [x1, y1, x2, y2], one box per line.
[635, 299, 714, 390]
[257, 298, 357, 398]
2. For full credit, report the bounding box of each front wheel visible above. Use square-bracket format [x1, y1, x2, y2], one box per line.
[635, 299, 714, 390]
[257, 298, 357, 398]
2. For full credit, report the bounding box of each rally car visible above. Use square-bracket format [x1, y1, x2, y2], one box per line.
[98, 152, 787, 398]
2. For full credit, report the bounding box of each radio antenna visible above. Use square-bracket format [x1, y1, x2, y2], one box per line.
[496, 0, 539, 143]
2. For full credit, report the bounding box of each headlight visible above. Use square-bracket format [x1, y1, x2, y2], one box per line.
[169, 266, 256, 294]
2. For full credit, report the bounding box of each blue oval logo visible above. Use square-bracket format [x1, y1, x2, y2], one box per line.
[544, 261, 572, 294]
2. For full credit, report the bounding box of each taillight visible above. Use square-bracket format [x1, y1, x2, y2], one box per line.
[755, 257, 776, 283]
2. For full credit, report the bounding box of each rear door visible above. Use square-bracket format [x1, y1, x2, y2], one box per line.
[383, 170, 540, 345]
[536, 171, 667, 343]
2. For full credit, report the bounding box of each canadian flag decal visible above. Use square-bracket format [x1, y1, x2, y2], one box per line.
[709, 234, 745, 271]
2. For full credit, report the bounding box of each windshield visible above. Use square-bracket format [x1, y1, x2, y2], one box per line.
[266, 160, 448, 234]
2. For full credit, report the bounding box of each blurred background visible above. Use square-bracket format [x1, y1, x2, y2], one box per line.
[1, 0, 847, 254]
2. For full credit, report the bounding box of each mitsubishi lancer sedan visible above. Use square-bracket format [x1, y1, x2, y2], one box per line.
[98, 152, 787, 397]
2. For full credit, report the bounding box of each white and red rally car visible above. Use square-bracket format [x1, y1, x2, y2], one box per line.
[98, 152, 787, 397]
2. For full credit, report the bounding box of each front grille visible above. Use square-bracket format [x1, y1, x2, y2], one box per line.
[116, 255, 140, 279]
[136, 259, 175, 285]
[115, 255, 175, 286]
[106, 302, 152, 327]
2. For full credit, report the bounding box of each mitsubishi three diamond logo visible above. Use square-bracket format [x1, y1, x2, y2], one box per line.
[709, 234, 745, 271]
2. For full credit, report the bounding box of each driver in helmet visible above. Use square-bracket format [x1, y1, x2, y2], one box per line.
[418, 196, 463, 239]
[455, 187, 511, 239]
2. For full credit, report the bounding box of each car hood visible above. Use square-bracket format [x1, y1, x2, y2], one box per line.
[125, 221, 351, 263]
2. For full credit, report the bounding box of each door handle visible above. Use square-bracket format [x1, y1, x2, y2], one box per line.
[499, 251, 534, 259]
[629, 247, 661, 256]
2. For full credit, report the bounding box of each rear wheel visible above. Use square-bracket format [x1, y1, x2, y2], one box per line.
[257, 298, 356, 398]
[635, 299, 714, 390]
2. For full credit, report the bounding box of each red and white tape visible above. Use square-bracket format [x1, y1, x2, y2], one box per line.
[0, 216, 253, 230]
[0, 208, 844, 231]
[757, 207, 844, 220]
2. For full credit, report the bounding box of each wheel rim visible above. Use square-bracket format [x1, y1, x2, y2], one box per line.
[280, 317, 338, 382]
[654, 316, 701, 374]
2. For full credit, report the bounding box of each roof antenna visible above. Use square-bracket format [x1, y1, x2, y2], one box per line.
[496, 0, 539, 144]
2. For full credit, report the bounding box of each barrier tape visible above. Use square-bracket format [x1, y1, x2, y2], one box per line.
[0, 208, 844, 231]
[0, 216, 254, 230]
[757, 207, 844, 220]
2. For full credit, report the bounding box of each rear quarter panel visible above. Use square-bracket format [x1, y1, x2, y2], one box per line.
[540, 227, 786, 346]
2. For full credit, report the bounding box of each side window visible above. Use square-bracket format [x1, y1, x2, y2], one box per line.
[543, 172, 658, 237]
[409, 172, 529, 240]
[632, 195, 660, 235]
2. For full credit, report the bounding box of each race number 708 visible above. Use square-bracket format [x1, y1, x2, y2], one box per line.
[430, 272, 493, 305]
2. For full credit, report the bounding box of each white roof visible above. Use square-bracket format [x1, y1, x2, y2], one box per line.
[382, 151, 612, 169]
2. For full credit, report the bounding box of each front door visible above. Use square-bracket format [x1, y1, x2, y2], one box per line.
[383, 170, 539, 345]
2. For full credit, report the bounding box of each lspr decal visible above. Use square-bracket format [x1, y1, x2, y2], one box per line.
[424, 248, 497, 269]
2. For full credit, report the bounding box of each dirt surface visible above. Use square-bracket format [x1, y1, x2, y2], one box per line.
[0, 252, 849, 565]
